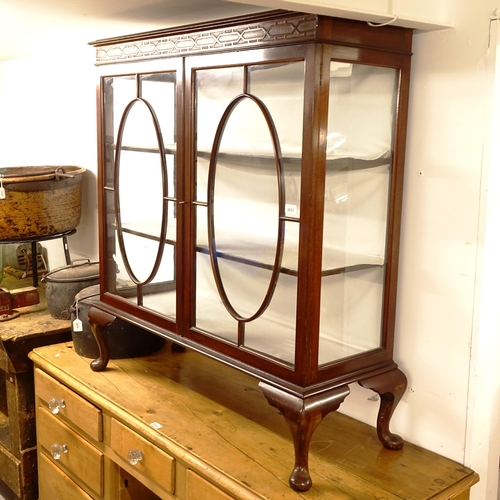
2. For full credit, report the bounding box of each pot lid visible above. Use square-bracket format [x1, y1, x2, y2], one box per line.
[44, 261, 99, 283]
[75, 284, 100, 302]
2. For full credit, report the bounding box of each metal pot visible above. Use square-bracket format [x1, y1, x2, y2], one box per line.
[71, 284, 165, 359]
[43, 260, 99, 319]
[0, 166, 86, 241]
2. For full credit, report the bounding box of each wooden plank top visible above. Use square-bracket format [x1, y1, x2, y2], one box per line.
[1, 271, 71, 373]
[30, 342, 478, 500]
[0, 274, 70, 342]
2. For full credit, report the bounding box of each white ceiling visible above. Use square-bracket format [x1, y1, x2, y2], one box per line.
[0, 0, 270, 62]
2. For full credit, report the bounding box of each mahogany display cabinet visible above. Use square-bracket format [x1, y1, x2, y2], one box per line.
[88, 10, 413, 492]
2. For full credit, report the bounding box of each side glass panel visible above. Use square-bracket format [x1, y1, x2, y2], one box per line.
[194, 61, 304, 366]
[102, 72, 177, 319]
[319, 63, 398, 366]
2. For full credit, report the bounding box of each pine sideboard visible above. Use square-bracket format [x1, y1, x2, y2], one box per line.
[30, 342, 478, 500]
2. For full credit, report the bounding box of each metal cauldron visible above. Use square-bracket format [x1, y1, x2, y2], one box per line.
[0, 166, 86, 241]
[43, 260, 99, 320]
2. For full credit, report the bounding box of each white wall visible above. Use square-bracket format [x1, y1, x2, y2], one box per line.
[339, 2, 500, 499]
[466, 12, 500, 497]
[402, 4, 500, 498]
[1, 2, 500, 499]
[0, 45, 99, 267]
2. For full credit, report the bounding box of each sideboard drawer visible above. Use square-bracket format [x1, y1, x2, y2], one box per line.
[38, 407, 104, 497]
[38, 452, 94, 500]
[186, 470, 234, 500]
[110, 417, 175, 494]
[35, 368, 102, 442]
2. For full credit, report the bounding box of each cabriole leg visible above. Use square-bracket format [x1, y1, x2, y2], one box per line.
[259, 382, 350, 492]
[359, 367, 407, 450]
[88, 306, 115, 372]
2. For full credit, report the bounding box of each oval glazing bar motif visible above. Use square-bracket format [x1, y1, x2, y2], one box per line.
[207, 93, 286, 323]
[114, 97, 169, 301]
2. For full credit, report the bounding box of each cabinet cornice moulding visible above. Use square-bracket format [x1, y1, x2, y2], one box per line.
[89, 9, 412, 65]
[90, 11, 318, 65]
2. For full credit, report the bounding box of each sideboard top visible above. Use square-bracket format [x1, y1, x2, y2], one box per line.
[30, 341, 478, 499]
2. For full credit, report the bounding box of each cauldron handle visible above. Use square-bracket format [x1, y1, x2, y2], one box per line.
[88, 306, 115, 371]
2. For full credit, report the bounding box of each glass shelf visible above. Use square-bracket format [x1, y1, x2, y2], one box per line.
[107, 142, 391, 173]
[116, 220, 384, 278]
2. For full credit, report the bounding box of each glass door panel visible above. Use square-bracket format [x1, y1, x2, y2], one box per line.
[193, 59, 304, 366]
[103, 72, 177, 319]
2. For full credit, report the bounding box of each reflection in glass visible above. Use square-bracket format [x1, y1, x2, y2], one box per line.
[211, 97, 282, 317]
[195, 229, 238, 344]
[319, 63, 398, 366]
[196, 66, 244, 203]
[194, 61, 304, 365]
[117, 112, 163, 285]
[249, 62, 304, 220]
[104, 72, 177, 319]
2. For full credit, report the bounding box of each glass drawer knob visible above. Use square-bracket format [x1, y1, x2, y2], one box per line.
[48, 397, 66, 414]
[50, 443, 68, 460]
[127, 449, 143, 465]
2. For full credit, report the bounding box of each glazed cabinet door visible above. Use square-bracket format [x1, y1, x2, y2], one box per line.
[185, 46, 308, 374]
[184, 44, 402, 380]
[99, 59, 182, 330]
